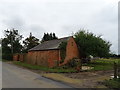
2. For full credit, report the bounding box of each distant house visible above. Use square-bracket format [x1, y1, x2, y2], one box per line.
[13, 36, 80, 67]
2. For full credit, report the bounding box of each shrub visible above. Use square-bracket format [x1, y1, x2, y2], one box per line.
[81, 57, 91, 64]
[59, 59, 64, 64]
[2, 53, 13, 60]
[67, 58, 81, 68]
[104, 78, 120, 89]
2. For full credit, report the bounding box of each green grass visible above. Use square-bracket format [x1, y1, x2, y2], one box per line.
[104, 78, 120, 89]
[83, 58, 120, 71]
[13, 61, 77, 73]
[13, 58, 120, 72]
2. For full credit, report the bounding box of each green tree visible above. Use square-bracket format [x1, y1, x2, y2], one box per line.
[74, 30, 111, 58]
[23, 33, 39, 52]
[53, 33, 58, 39]
[2, 29, 23, 60]
[41, 33, 58, 43]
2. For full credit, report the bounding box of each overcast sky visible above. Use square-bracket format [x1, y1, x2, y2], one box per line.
[0, 0, 119, 54]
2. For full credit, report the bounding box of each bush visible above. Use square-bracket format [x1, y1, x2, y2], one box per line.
[104, 78, 120, 89]
[67, 58, 81, 68]
[68, 59, 76, 68]
[81, 58, 91, 64]
[59, 59, 64, 64]
[2, 53, 13, 60]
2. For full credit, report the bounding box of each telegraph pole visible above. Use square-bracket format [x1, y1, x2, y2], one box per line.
[11, 29, 14, 54]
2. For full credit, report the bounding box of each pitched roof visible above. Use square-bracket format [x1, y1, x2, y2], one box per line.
[28, 36, 72, 51]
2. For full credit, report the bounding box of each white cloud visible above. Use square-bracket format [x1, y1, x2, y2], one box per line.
[0, 0, 118, 54]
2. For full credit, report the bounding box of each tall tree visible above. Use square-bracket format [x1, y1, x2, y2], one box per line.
[74, 30, 111, 58]
[41, 32, 58, 43]
[23, 33, 39, 52]
[53, 33, 58, 39]
[2, 29, 23, 60]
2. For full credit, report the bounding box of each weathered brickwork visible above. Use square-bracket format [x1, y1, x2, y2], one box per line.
[27, 50, 59, 67]
[13, 37, 80, 68]
[13, 54, 19, 61]
[65, 37, 80, 62]
[60, 37, 80, 65]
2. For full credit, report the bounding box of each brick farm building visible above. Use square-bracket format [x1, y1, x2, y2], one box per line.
[13, 36, 80, 67]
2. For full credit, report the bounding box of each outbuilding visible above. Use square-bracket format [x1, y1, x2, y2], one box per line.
[13, 36, 80, 67]
[27, 36, 80, 67]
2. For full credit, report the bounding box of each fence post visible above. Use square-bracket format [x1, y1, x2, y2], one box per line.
[114, 62, 118, 79]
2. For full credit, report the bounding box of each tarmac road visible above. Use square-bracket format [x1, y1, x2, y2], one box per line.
[2, 62, 72, 88]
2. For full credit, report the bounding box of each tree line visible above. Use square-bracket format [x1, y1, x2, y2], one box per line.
[1, 29, 58, 60]
[0, 28, 114, 60]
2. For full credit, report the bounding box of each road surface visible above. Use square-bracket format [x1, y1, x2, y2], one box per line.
[2, 62, 72, 88]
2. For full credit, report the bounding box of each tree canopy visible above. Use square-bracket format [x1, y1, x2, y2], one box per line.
[2, 29, 23, 54]
[2, 29, 23, 60]
[1, 28, 113, 60]
[74, 30, 111, 58]
[41, 33, 58, 43]
[23, 33, 39, 52]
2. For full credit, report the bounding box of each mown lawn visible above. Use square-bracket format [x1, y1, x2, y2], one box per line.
[83, 58, 120, 71]
[13, 61, 77, 73]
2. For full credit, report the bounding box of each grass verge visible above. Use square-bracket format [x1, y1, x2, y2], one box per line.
[104, 78, 120, 89]
[83, 59, 120, 71]
[13, 61, 77, 73]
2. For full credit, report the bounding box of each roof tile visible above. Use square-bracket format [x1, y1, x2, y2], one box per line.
[29, 36, 71, 51]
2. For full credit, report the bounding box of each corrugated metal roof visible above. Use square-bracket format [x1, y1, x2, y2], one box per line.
[28, 36, 71, 51]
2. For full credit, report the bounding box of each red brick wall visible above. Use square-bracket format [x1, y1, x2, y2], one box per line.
[13, 37, 80, 67]
[27, 50, 60, 67]
[63, 37, 80, 64]
[13, 54, 19, 61]
[19, 54, 23, 62]
[13, 53, 28, 62]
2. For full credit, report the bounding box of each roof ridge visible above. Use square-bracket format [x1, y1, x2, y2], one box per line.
[29, 36, 72, 51]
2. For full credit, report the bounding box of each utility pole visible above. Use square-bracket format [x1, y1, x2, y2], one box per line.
[114, 62, 118, 79]
[11, 29, 14, 54]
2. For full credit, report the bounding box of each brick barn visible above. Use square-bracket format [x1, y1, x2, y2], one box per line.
[27, 36, 80, 67]
[13, 36, 80, 68]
